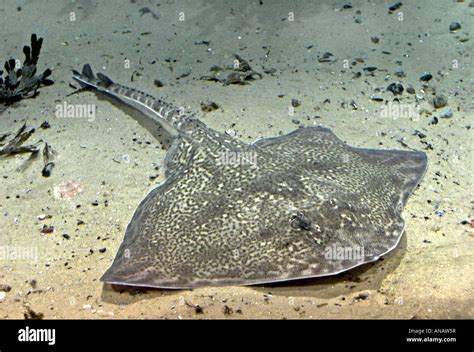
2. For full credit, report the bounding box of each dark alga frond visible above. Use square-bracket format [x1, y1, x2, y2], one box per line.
[0, 34, 53, 105]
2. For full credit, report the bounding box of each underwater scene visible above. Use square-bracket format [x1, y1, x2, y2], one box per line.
[0, 0, 472, 320]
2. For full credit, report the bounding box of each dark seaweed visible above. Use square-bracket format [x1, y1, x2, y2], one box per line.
[0, 34, 53, 106]
[0, 123, 56, 175]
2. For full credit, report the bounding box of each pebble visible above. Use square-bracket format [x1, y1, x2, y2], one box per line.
[355, 292, 369, 300]
[406, 86, 415, 94]
[291, 99, 301, 107]
[363, 66, 378, 72]
[0, 292, 5, 303]
[420, 73, 433, 82]
[394, 69, 405, 78]
[435, 107, 453, 119]
[40, 224, 54, 234]
[225, 129, 236, 137]
[0, 284, 12, 292]
[432, 95, 448, 108]
[449, 22, 461, 31]
[388, 1, 403, 11]
[387, 82, 404, 95]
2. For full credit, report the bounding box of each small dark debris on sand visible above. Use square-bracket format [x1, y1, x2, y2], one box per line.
[317, 52, 336, 63]
[201, 54, 262, 85]
[291, 98, 301, 108]
[354, 292, 370, 301]
[449, 22, 461, 32]
[0, 34, 53, 106]
[138, 7, 159, 20]
[185, 300, 204, 314]
[41, 142, 56, 177]
[153, 79, 164, 88]
[200, 101, 220, 112]
[40, 224, 54, 234]
[0, 123, 38, 157]
[23, 305, 44, 320]
[0, 283, 12, 292]
[40, 121, 50, 129]
[432, 94, 448, 109]
[387, 82, 404, 95]
[1, 122, 56, 176]
[388, 1, 403, 12]
[420, 73, 432, 82]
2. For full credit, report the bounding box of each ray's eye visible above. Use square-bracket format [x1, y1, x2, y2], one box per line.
[290, 212, 311, 231]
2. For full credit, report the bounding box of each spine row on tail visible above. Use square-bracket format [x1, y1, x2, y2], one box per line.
[72, 64, 192, 131]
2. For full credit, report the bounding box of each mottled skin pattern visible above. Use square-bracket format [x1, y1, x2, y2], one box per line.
[73, 65, 427, 289]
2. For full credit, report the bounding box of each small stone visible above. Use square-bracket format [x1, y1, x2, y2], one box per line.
[0, 284, 11, 292]
[40, 224, 54, 234]
[291, 99, 301, 107]
[432, 95, 448, 109]
[62, 233, 71, 240]
[363, 66, 378, 72]
[420, 73, 432, 82]
[394, 69, 405, 78]
[355, 292, 369, 300]
[388, 1, 403, 11]
[0, 292, 5, 303]
[371, 36, 380, 44]
[449, 22, 461, 31]
[200, 101, 219, 113]
[387, 82, 404, 95]
[263, 68, 277, 74]
[292, 119, 301, 125]
[40, 121, 50, 129]
[225, 129, 236, 137]
[436, 107, 453, 119]
[406, 86, 415, 94]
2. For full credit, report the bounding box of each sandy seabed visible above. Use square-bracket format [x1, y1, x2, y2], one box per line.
[0, 0, 472, 319]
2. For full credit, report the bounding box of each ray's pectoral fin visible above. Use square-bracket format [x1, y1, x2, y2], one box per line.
[100, 180, 178, 288]
[355, 147, 428, 205]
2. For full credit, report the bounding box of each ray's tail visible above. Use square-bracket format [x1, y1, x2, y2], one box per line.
[72, 64, 192, 133]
